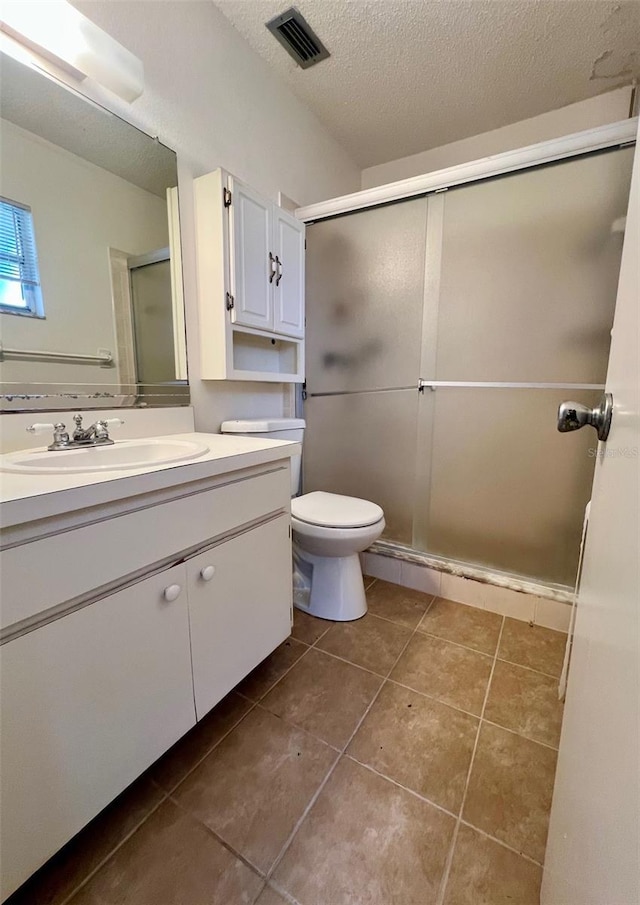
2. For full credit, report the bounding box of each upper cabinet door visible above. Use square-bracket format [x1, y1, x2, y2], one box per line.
[273, 207, 305, 338]
[229, 177, 273, 331]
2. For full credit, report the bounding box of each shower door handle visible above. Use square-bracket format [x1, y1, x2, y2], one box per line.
[557, 393, 613, 441]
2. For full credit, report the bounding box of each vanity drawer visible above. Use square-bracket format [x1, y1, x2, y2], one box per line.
[1, 464, 290, 631]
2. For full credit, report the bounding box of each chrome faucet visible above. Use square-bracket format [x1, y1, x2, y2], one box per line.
[71, 413, 114, 446]
[27, 414, 124, 450]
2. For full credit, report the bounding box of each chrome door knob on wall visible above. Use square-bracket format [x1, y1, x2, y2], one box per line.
[557, 393, 613, 442]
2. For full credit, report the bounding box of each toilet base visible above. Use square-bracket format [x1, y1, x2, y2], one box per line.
[293, 548, 367, 622]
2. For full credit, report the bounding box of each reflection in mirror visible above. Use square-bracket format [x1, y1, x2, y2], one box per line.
[0, 52, 189, 411]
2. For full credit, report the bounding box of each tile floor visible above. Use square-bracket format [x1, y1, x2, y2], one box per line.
[9, 579, 567, 905]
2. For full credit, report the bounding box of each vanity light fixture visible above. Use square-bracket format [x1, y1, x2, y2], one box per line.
[0, 0, 144, 102]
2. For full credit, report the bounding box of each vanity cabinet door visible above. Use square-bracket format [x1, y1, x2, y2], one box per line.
[272, 206, 305, 339]
[229, 176, 273, 332]
[0, 564, 195, 901]
[187, 515, 292, 719]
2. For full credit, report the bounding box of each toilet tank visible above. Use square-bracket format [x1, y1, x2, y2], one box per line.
[220, 418, 305, 496]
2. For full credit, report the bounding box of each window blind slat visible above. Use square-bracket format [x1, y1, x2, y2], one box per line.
[0, 200, 41, 285]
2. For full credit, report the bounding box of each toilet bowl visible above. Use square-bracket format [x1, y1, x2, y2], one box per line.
[220, 419, 385, 622]
[291, 492, 385, 621]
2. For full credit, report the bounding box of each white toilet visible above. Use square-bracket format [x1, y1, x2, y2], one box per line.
[220, 418, 385, 621]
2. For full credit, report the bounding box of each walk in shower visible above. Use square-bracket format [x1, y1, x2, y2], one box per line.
[302, 146, 634, 589]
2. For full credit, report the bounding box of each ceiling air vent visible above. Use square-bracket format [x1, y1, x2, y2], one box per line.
[266, 7, 330, 70]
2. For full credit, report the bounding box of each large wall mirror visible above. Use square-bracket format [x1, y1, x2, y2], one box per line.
[0, 53, 189, 411]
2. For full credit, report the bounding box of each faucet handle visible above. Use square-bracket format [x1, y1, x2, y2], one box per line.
[27, 422, 60, 434]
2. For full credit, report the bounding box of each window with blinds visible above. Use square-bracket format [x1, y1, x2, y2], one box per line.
[0, 197, 44, 317]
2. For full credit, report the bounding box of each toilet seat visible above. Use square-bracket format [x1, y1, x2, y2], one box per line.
[292, 491, 383, 529]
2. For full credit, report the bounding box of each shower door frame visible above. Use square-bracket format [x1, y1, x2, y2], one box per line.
[296, 119, 637, 222]
[298, 118, 636, 593]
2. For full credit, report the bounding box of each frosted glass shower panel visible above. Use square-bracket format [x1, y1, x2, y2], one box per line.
[303, 390, 420, 545]
[434, 147, 634, 382]
[417, 388, 600, 585]
[305, 198, 428, 393]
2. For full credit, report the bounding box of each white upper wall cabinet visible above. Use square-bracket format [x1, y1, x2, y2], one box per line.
[195, 169, 305, 382]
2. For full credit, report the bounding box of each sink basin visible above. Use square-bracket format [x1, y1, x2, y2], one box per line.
[1, 438, 210, 474]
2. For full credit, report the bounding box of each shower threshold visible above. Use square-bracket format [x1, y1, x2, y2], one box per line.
[368, 539, 574, 604]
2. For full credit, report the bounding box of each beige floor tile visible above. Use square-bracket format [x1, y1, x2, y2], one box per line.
[236, 638, 308, 701]
[485, 660, 564, 748]
[463, 723, 557, 862]
[391, 634, 493, 715]
[498, 618, 566, 677]
[172, 707, 336, 874]
[444, 824, 542, 905]
[365, 579, 433, 629]
[419, 598, 502, 655]
[291, 608, 333, 645]
[68, 800, 262, 905]
[8, 775, 165, 905]
[150, 692, 252, 792]
[261, 648, 382, 748]
[274, 758, 456, 905]
[316, 613, 412, 675]
[348, 682, 478, 812]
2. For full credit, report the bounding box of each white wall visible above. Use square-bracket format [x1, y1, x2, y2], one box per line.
[0, 119, 168, 385]
[361, 87, 634, 189]
[65, 0, 361, 432]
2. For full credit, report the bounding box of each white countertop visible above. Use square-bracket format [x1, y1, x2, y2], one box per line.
[0, 432, 300, 530]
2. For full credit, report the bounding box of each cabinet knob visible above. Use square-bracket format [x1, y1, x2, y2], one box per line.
[163, 584, 182, 602]
[200, 565, 216, 581]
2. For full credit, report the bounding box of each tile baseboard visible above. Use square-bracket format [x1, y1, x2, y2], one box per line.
[361, 552, 571, 633]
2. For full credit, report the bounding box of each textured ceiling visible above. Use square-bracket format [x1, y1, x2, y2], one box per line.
[0, 54, 176, 197]
[214, 0, 640, 168]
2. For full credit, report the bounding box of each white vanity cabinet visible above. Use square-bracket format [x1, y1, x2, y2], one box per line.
[0, 455, 294, 901]
[195, 169, 305, 382]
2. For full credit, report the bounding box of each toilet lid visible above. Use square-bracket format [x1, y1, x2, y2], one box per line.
[292, 491, 384, 528]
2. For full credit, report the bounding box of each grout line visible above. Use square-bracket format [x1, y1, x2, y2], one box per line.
[237, 642, 314, 705]
[342, 755, 459, 821]
[495, 655, 563, 681]
[156, 699, 260, 796]
[264, 880, 302, 905]
[457, 819, 545, 868]
[385, 676, 482, 721]
[413, 627, 497, 658]
[280, 640, 394, 681]
[480, 718, 560, 752]
[263, 594, 435, 888]
[254, 700, 342, 753]
[169, 796, 266, 879]
[435, 615, 506, 905]
[57, 792, 170, 905]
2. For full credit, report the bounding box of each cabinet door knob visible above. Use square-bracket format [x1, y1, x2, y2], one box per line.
[163, 584, 182, 602]
[200, 565, 216, 581]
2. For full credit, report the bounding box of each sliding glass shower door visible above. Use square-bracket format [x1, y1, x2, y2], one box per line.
[304, 145, 634, 587]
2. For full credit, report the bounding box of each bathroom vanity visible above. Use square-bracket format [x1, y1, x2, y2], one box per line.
[0, 433, 299, 900]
